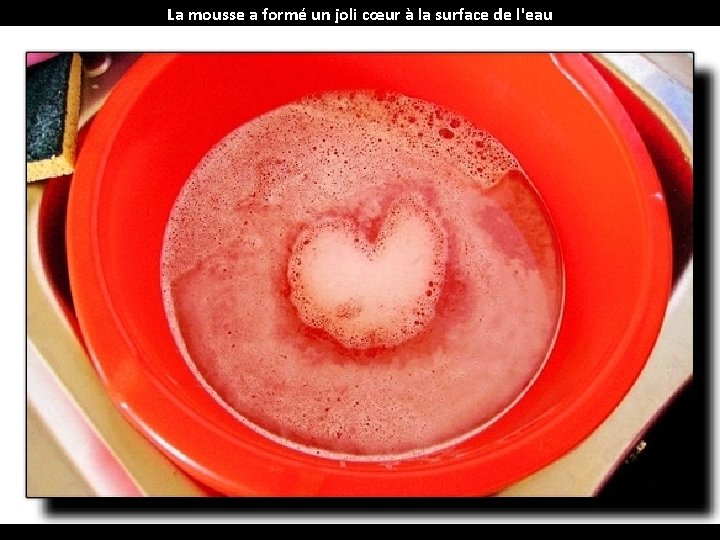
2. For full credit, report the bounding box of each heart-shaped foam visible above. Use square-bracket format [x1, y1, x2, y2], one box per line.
[288, 193, 447, 349]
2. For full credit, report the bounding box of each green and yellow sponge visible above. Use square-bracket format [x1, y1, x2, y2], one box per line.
[26, 53, 82, 182]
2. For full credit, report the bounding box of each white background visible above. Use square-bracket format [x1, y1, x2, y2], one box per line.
[3, 24, 715, 523]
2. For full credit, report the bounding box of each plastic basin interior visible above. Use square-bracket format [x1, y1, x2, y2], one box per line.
[66, 53, 672, 496]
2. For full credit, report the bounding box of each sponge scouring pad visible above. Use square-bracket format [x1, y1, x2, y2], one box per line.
[26, 53, 82, 182]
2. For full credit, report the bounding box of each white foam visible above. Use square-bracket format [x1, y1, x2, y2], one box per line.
[288, 193, 447, 349]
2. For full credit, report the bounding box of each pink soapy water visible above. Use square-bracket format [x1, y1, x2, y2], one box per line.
[161, 91, 563, 460]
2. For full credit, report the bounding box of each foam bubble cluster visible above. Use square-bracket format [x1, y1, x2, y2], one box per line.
[288, 193, 447, 349]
